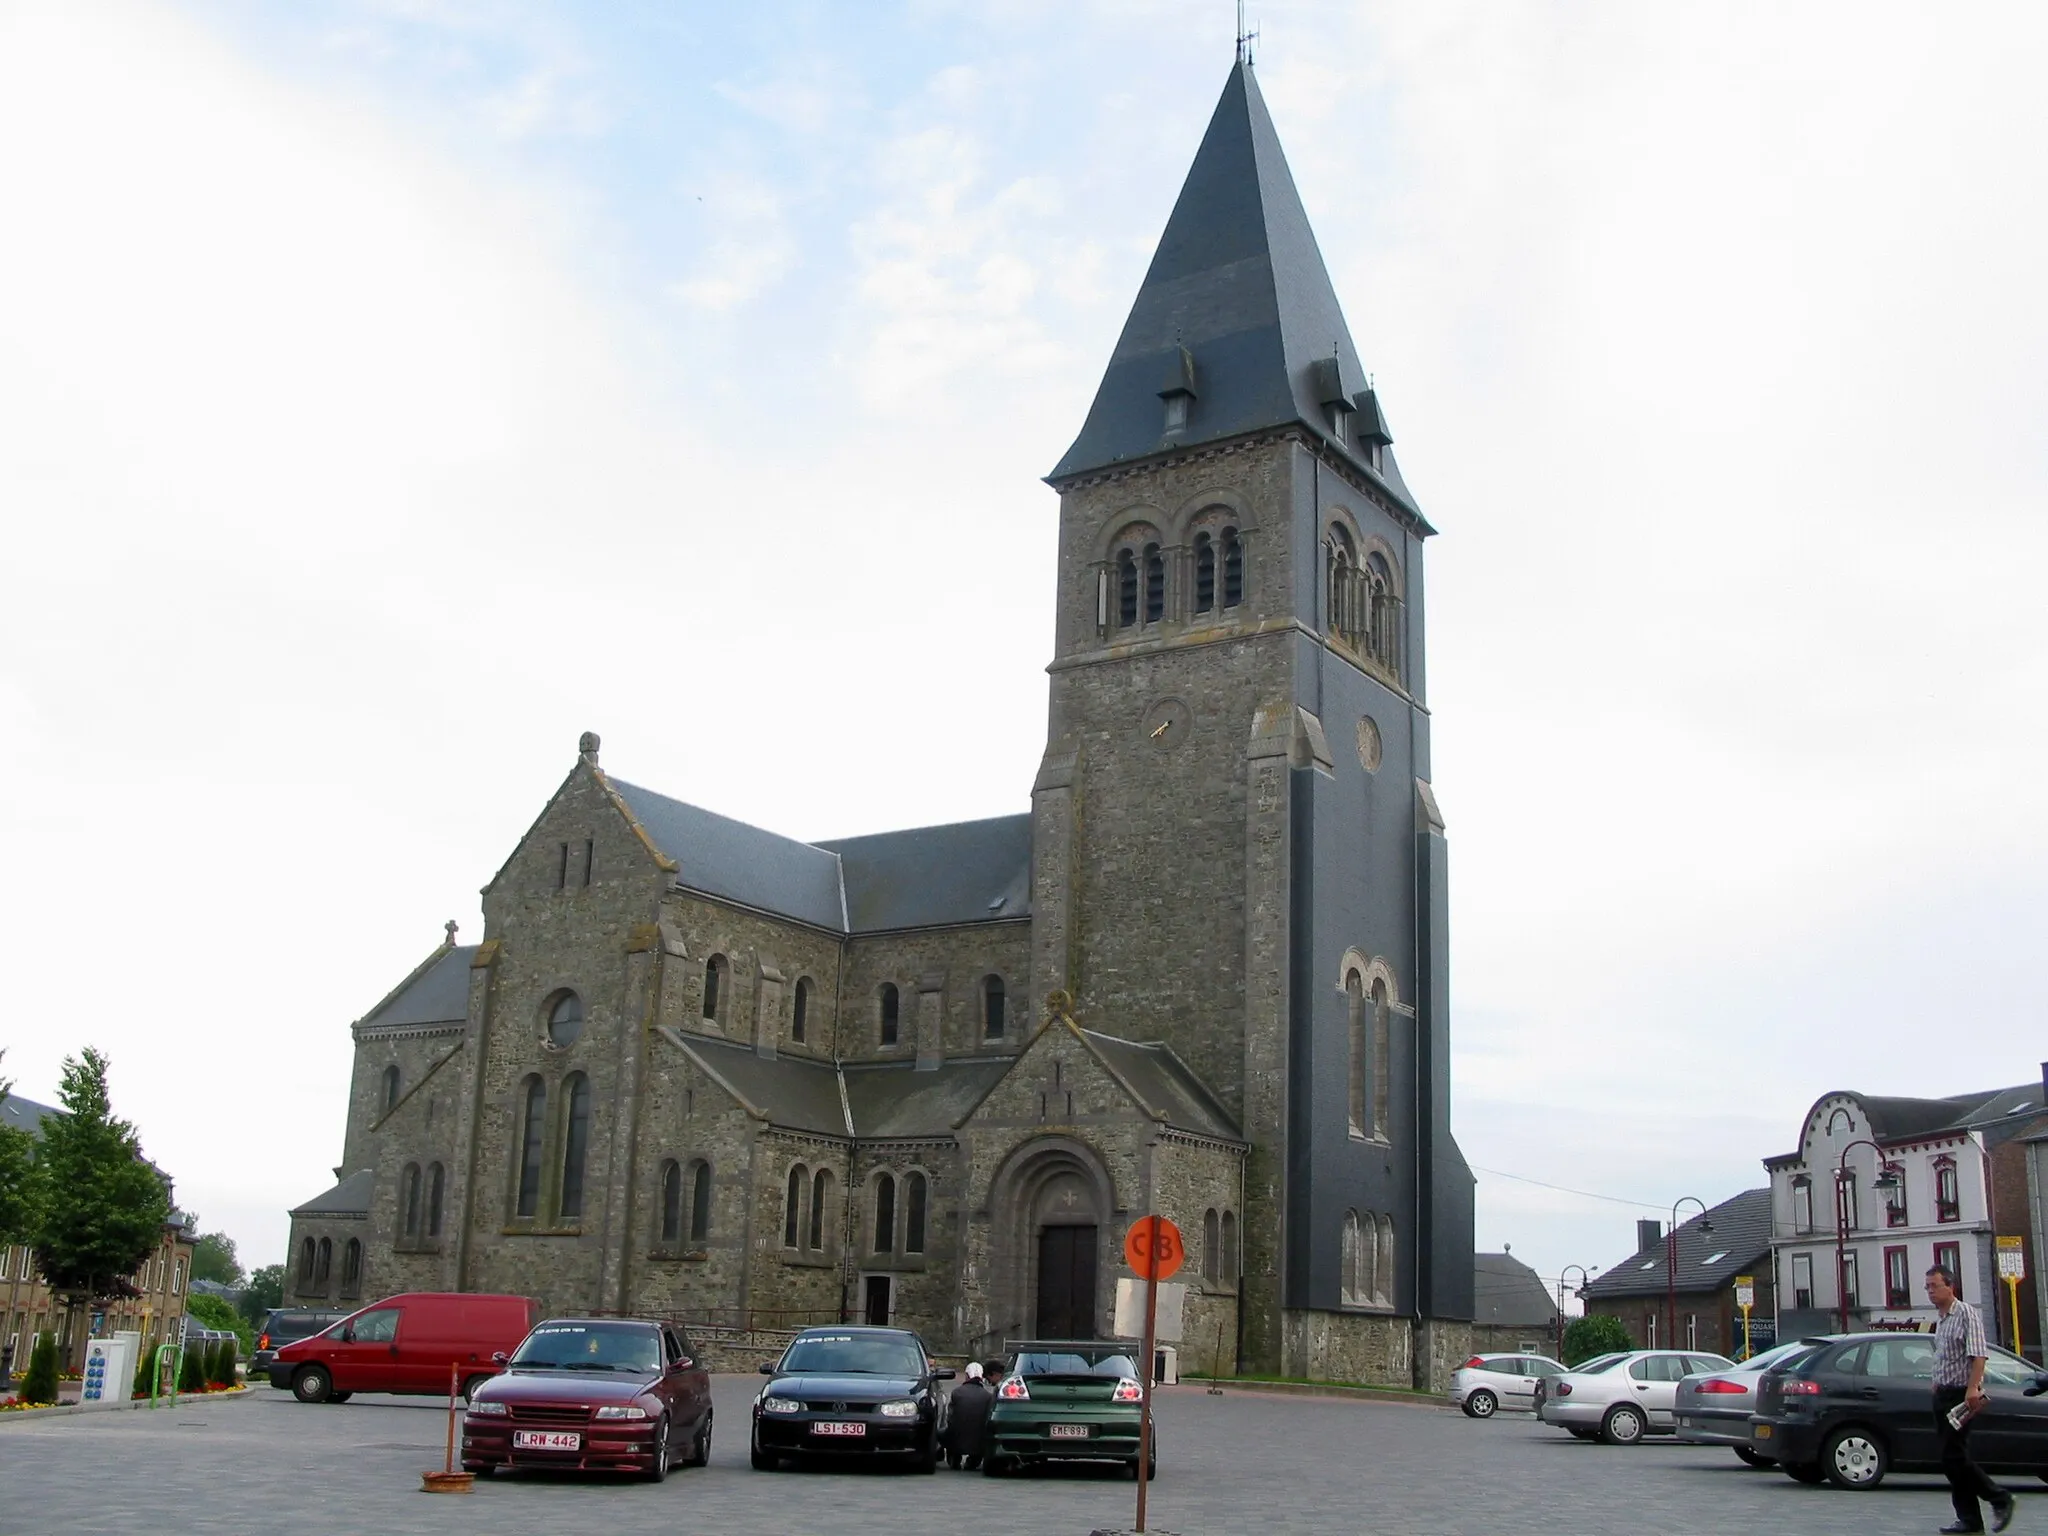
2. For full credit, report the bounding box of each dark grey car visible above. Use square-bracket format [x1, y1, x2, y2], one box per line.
[1673, 1338, 1836, 1463]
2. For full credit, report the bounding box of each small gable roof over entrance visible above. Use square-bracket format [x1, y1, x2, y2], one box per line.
[291, 1168, 374, 1219]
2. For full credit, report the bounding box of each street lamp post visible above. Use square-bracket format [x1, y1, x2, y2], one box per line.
[1667, 1198, 1711, 1352]
[1830, 1137, 1903, 1332]
[1555, 1265, 1591, 1361]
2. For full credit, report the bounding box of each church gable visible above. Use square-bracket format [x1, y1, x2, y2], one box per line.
[480, 733, 675, 912]
[964, 1014, 1167, 1133]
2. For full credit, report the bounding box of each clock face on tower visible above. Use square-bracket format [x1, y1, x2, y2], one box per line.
[1141, 697, 1191, 750]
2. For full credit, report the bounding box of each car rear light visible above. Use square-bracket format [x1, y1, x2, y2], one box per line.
[997, 1376, 1029, 1400]
[1695, 1379, 1747, 1394]
[1553, 1383, 1571, 1397]
[1781, 1379, 1821, 1396]
[1461, 1357, 1486, 1370]
[258, 1334, 270, 1350]
[1111, 1377, 1144, 1403]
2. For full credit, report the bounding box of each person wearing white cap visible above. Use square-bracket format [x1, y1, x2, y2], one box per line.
[943, 1360, 994, 1470]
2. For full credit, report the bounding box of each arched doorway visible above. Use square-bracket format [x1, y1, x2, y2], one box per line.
[988, 1137, 1115, 1343]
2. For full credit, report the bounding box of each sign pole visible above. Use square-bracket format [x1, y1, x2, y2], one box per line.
[1734, 1275, 1755, 1362]
[1995, 1236, 2028, 1355]
[1136, 1213, 1160, 1535]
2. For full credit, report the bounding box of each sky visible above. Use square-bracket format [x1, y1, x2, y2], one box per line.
[1, 0, 2043, 1301]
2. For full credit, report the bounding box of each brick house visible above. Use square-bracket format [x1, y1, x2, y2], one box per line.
[0, 1092, 200, 1374]
[1579, 1190, 1775, 1359]
[284, 58, 1478, 1388]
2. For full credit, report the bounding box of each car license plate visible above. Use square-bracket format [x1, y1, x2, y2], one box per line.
[512, 1430, 581, 1451]
[1049, 1424, 1090, 1439]
[812, 1421, 866, 1437]
[1753, 1424, 1772, 1439]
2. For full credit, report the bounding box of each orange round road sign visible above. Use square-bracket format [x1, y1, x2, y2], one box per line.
[1123, 1215, 1185, 1281]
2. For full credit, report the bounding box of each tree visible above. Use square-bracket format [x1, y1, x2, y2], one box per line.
[187, 1293, 254, 1353]
[20, 1330, 59, 1405]
[26, 1048, 170, 1364]
[0, 1050, 39, 1245]
[238, 1264, 284, 1326]
[189, 1230, 243, 1287]
[1562, 1312, 1633, 1365]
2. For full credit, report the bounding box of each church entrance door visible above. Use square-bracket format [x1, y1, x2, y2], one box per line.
[1035, 1225, 1099, 1339]
[864, 1275, 892, 1326]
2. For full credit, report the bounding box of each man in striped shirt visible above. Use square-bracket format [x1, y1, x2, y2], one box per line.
[1927, 1264, 2015, 1534]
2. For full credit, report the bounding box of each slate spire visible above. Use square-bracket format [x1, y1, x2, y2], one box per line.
[1051, 62, 1414, 511]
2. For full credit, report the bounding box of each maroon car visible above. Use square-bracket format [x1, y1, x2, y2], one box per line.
[461, 1317, 712, 1481]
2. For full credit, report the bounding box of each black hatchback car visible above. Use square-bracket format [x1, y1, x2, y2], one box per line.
[751, 1325, 953, 1472]
[1749, 1330, 2048, 1489]
[249, 1308, 347, 1380]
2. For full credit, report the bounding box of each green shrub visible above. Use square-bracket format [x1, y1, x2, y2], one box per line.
[1562, 1313, 1634, 1365]
[177, 1344, 204, 1393]
[209, 1340, 237, 1387]
[21, 1331, 59, 1405]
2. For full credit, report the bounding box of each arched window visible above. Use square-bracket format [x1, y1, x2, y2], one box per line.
[873, 1173, 896, 1254]
[702, 955, 727, 1021]
[792, 977, 811, 1044]
[1370, 979, 1391, 1138]
[546, 991, 584, 1048]
[1221, 1210, 1238, 1286]
[297, 1237, 316, 1287]
[982, 975, 1005, 1039]
[516, 1077, 546, 1218]
[559, 1073, 591, 1220]
[401, 1163, 422, 1239]
[1194, 533, 1215, 613]
[660, 1160, 683, 1244]
[1327, 529, 1355, 639]
[1221, 527, 1244, 608]
[341, 1238, 362, 1297]
[1340, 1210, 1363, 1304]
[427, 1163, 444, 1237]
[785, 1165, 806, 1249]
[381, 1065, 400, 1114]
[1375, 1215, 1396, 1305]
[1143, 542, 1165, 622]
[1345, 969, 1366, 1136]
[1203, 1209, 1220, 1283]
[808, 1167, 832, 1251]
[1365, 552, 1400, 674]
[1116, 549, 1138, 628]
[314, 1237, 332, 1287]
[904, 1172, 928, 1254]
[691, 1160, 713, 1243]
[879, 983, 900, 1047]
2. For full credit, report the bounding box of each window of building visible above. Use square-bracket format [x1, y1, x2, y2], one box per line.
[661, 1160, 683, 1245]
[1340, 1210, 1365, 1304]
[1116, 550, 1138, 628]
[381, 1065, 400, 1114]
[546, 991, 584, 1048]
[516, 1077, 546, 1219]
[582, 837, 594, 887]
[1792, 1176, 1813, 1233]
[1345, 969, 1366, 1136]
[1685, 1313, 1697, 1350]
[1163, 391, 1189, 433]
[1374, 1215, 1394, 1306]
[1934, 1158, 1960, 1222]
[983, 975, 1005, 1039]
[904, 1172, 927, 1254]
[1839, 1170, 1859, 1231]
[1194, 533, 1215, 613]
[1791, 1252, 1813, 1310]
[1221, 527, 1244, 608]
[1840, 1249, 1860, 1308]
[702, 956, 727, 1022]
[792, 977, 811, 1044]
[401, 1163, 422, 1240]
[1884, 1244, 1910, 1308]
[691, 1160, 712, 1244]
[341, 1239, 362, 1298]
[297, 1237, 315, 1288]
[808, 1167, 832, 1252]
[427, 1163, 444, 1238]
[311, 1242, 328, 1289]
[879, 984, 900, 1047]
[1934, 1241, 1962, 1297]
[784, 1166, 805, 1249]
[557, 841, 569, 890]
[1222, 1211, 1238, 1287]
[873, 1173, 896, 1254]
[1369, 978, 1391, 1139]
[1203, 1209, 1220, 1284]
[1143, 543, 1165, 623]
[1884, 1164, 1908, 1226]
[559, 1073, 591, 1220]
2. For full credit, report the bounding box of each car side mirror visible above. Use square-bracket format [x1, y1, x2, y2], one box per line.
[759, 1362, 776, 1375]
[934, 1368, 956, 1381]
[675, 1357, 694, 1372]
[340, 1327, 355, 1343]
[492, 1352, 509, 1366]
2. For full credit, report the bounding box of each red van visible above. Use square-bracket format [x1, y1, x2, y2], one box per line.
[269, 1292, 540, 1404]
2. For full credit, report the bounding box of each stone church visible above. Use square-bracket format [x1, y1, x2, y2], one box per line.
[287, 59, 1476, 1386]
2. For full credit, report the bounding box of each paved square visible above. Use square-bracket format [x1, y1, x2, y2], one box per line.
[0, 1381, 2029, 1535]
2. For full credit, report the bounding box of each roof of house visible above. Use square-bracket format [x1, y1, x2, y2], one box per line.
[1766, 1082, 2047, 1164]
[1047, 62, 1423, 524]
[290, 1168, 374, 1218]
[609, 777, 1031, 935]
[1473, 1252, 1560, 1330]
[1579, 1188, 1772, 1301]
[0, 1091, 58, 1138]
[359, 943, 475, 1030]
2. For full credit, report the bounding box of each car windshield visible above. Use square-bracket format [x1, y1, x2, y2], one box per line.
[1731, 1341, 1806, 1374]
[1012, 1351, 1140, 1378]
[1572, 1353, 1627, 1374]
[778, 1334, 927, 1377]
[510, 1321, 660, 1374]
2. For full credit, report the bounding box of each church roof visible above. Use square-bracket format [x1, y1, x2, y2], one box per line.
[1049, 61, 1422, 521]
[291, 1167, 374, 1218]
[843, 1056, 1015, 1138]
[358, 943, 475, 1031]
[1473, 1252, 1561, 1330]
[610, 776, 1031, 935]
[1076, 1028, 1240, 1142]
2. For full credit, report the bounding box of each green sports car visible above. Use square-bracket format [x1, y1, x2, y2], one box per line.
[984, 1341, 1157, 1478]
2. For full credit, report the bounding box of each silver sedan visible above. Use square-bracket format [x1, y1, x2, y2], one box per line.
[1536, 1349, 1735, 1445]
[1447, 1353, 1566, 1418]
[1672, 1338, 1835, 1464]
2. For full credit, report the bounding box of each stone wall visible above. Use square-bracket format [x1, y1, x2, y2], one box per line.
[838, 924, 1031, 1065]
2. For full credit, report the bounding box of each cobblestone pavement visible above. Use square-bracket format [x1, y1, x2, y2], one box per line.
[0, 1381, 2032, 1536]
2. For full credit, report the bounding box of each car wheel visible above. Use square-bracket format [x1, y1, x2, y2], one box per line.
[327, 1392, 352, 1403]
[1733, 1446, 1768, 1468]
[291, 1366, 332, 1404]
[684, 1409, 711, 1468]
[644, 1416, 672, 1483]
[1782, 1460, 1827, 1485]
[982, 1454, 1012, 1477]
[461, 1375, 491, 1402]
[1821, 1426, 1887, 1490]
[1600, 1404, 1646, 1446]
[910, 1429, 939, 1474]
[461, 1462, 492, 1478]
[1567, 1427, 1598, 1441]
[1463, 1389, 1498, 1419]
[750, 1434, 778, 1472]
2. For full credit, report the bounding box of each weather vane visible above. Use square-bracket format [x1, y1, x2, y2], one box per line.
[1236, 0, 1258, 64]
